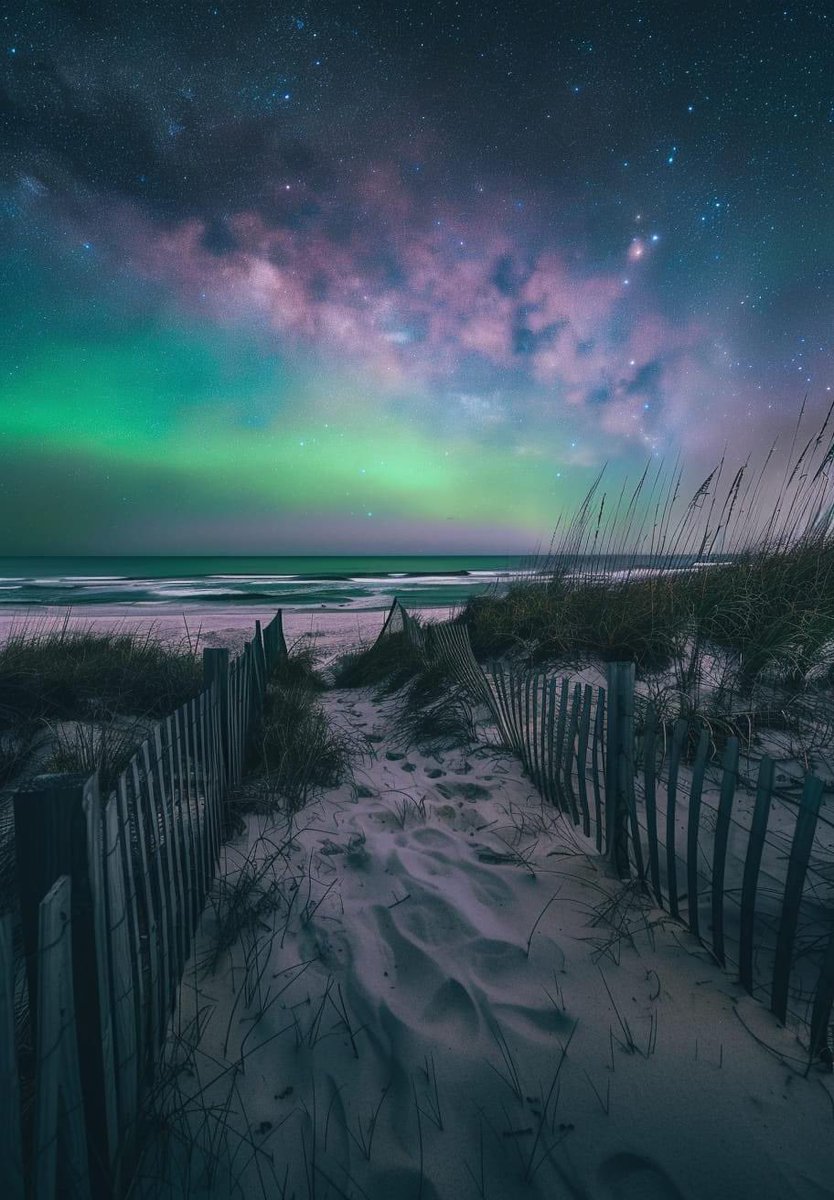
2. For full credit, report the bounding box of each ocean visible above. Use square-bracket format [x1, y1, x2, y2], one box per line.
[0, 555, 528, 612]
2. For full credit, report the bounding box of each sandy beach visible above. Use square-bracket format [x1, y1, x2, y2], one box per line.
[131, 654, 834, 1200]
[3, 605, 833, 1197]
[0, 604, 455, 666]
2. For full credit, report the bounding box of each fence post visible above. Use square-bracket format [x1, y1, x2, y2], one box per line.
[605, 662, 635, 878]
[252, 623, 267, 728]
[33, 877, 92, 1200]
[0, 915, 24, 1200]
[14, 773, 114, 1196]
[203, 647, 230, 789]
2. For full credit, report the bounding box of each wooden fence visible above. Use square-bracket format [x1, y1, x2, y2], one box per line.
[378, 599, 834, 1058]
[0, 610, 287, 1199]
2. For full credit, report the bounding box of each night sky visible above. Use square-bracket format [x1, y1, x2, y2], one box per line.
[1, 2, 832, 553]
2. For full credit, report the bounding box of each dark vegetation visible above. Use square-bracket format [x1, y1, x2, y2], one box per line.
[332, 629, 423, 692]
[464, 537, 834, 687]
[332, 624, 477, 752]
[0, 618, 202, 788]
[391, 672, 477, 752]
[461, 407, 834, 769]
[45, 719, 147, 796]
[246, 641, 359, 813]
[0, 618, 202, 720]
[267, 641, 325, 692]
[465, 410, 834, 673]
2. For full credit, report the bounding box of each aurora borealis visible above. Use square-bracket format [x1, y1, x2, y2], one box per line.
[1, 3, 832, 553]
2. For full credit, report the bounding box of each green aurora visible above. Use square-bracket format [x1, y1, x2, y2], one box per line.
[1, 300, 575, 553]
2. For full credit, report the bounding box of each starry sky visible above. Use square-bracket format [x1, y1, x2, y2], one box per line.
[1, 1, 832, 554]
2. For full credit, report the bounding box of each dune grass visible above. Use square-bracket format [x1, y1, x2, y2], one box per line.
[332, 622, 477, 752]
[0, 616, 203, 789]
[332, 630, 424, 693]
[43, 716, 149, 795]
[248, 643, 363, 812]
[388, 653, 478, 751]
[0, 720, 40, 789]
[0, 615, 203, 723]
[269, 639, 326, 692]
[463, 408, 834, 734]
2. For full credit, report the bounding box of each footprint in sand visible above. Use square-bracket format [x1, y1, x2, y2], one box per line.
[423, 976, 479, 1035]
[407, 829, 515, 907]
[436, 781, 490, 802]
[597, 1153, 684, 1200]
[410, 826, 456, 851]
[371, 905, 447, 991]
[394, 890, 475, 948]
[466, 864, 516, 908]
[467, 936, 529, 980]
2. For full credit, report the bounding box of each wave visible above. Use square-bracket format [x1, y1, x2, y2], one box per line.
[0, 552, 731, 616]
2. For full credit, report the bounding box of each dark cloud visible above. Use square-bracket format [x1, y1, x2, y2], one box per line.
[626, 360, 663, 398]
[200, 218, 240, 256]
[588, 386, 612, 406]
[492, 255, 530, 297]
[513, 317, 566, 356]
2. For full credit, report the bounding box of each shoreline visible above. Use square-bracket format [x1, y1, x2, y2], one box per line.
[0, 603, 456, 664]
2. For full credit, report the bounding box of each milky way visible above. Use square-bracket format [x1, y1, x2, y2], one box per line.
[1, 2, 831, 552]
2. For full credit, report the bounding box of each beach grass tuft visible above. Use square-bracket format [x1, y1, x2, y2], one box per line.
[331, 630, 423, 692]
[271, 639, 326, 692]
[463, 409, 834, 734]
[392, 677, 477, 752]
[44, 714, 147, 795]
[251, 681, 361, 812]
[0, 615, 202, 722]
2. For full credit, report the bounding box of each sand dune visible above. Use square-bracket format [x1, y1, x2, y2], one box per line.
[137, 682, 834, 1200]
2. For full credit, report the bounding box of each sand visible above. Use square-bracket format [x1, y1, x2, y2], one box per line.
[134, 663, 834, 1200]
[4, 605, 831, 1196]
[0, 603, 455, 667]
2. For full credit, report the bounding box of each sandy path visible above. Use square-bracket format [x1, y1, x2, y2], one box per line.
[136, 683, 834, 1200]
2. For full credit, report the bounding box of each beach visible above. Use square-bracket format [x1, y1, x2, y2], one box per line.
[3, 603, 834, 1198]
[0, 604, 454, 665]
[135, 670, 834, 1199]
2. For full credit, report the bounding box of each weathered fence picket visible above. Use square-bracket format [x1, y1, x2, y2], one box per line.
[376, 602, 834, 1051]
[33, 877, 91, 1200]
[710, 738, 740, 968]
[545, 677, 559, 810]
[2, 610, 288, 1197]
[686, 728, 710, 939]
[739, 756, 776, 994]
[771, 774, 824, 1023]
[529, 672, 541, 789]
[576, 684, 593, 839]
[0, 915, 24, 1200]
[605, 662, 636, 876]
[565, 683, 582, 826]
[665, 719, 688, 920]
[591, 688, 605, 852]
[142, 737, 172, 1046]
[553, 677, 569, 815]
[103, 796, 138, 1156]
[642, 705, 662, 906]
